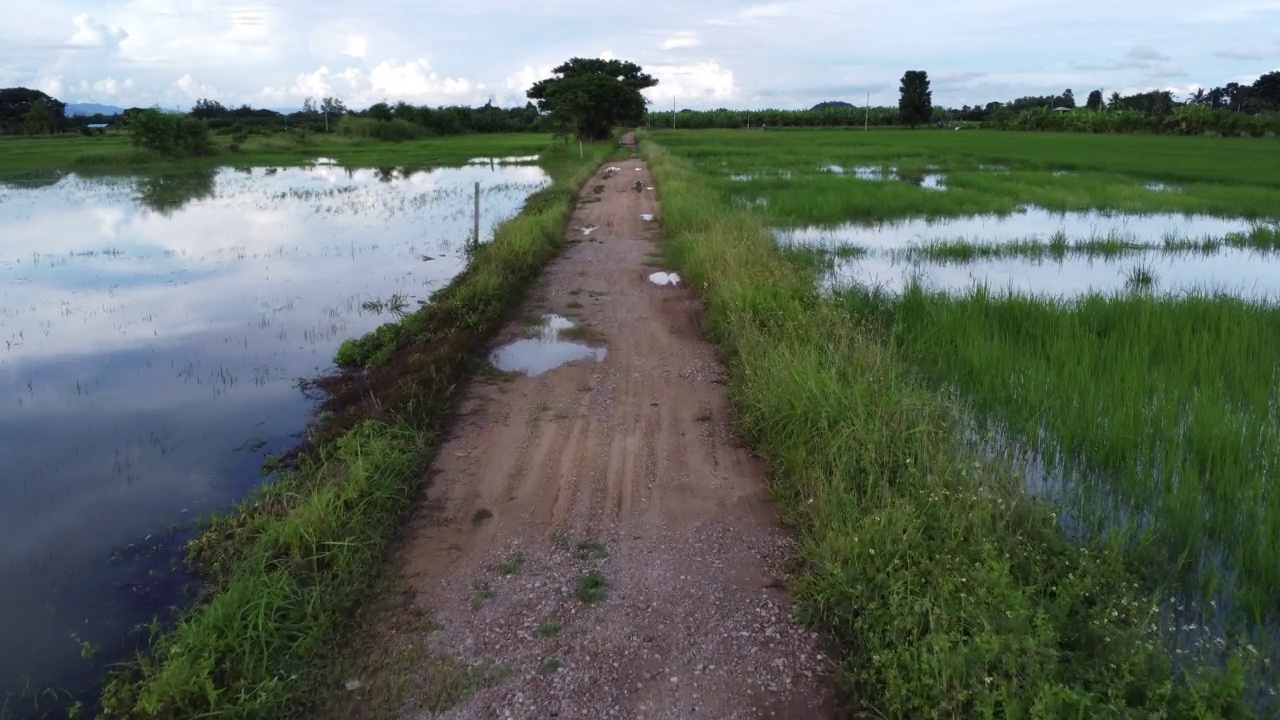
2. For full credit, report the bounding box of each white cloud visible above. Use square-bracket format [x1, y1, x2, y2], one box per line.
[370, 59, 472, 97]
[662, 31, 701, 49]
[38, 76, 66, 98]
[0, 0, 1276, 110]
[644, 62, 739, 107]
[344, 35, 368, 60]
[175, 73, 218, 99]
[263, 60, 477, 106]
[68, 13, 129, 50]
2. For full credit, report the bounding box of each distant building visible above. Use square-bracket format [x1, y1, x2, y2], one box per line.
[86, 123, 112, 135]
[1052, 107, 1073, 113]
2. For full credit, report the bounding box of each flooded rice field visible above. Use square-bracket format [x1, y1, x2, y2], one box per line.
[776, 207, 1280, 300]
[824, 247, 1280, 299]
[0, 159, 549, 705]
[776, 208, 1263, 252]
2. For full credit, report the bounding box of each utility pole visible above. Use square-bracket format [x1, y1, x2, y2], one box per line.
[473, 181, 480, 248]
[865, 92, 870, 131]
[672, 93, 676, 129]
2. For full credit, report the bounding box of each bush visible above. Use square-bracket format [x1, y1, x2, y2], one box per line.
[335, 116, 427, 141]
[128, 109, 212, 157]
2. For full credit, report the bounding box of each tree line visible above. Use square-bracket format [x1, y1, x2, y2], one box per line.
[0, 87, 557, 141]
[5, 64, 1276, 149]
[650, 69, 1280, 137]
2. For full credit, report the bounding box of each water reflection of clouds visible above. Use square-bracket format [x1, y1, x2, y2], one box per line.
[827, 247, 1280, 301]
[779, 208, 1271, 252]
[0, 162, 551, 698]
[1, 165, 549, 366]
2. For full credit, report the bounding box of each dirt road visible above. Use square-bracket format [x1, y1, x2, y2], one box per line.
[350, 134, 833, 719]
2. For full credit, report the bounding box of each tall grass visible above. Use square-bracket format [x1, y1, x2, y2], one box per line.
[643, 137, 1264, 718]
[840, 286, 1280, 626]
[97, 137, 620, 719]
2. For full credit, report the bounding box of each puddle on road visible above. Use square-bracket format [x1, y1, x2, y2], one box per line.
[777, 208, 1267, 252]
[649, 271, 681, 286]
[490, 315, 606, 376]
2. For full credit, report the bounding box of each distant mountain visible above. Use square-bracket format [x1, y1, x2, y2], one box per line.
[810, 100, 857, 111]
[66, 102, 126, 116]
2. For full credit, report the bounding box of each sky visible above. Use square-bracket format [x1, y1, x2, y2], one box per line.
[1, 0, 1278, 112]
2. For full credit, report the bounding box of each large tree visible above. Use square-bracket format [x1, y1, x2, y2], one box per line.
[1085, 89, 1104, 111]
[1, 87, 66, 134]
[190, 98, 228, 119]
[23, 98, 55, 135]
[527, 58, 657, 141]
[898, 70, 932, 128]
[1253, 71, 1280, 111]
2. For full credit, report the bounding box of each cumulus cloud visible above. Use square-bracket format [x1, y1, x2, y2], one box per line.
[501, 64, 554, 104]
[644, 62, 739, 107]
[68, 13, 129, 51]
[263, 60, 476, 106]
[370, 59, 472, 97]
[175, 73, 218, 99]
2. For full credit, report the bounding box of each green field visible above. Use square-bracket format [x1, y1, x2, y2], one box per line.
[644, 128, 1279, 718]
[0, 132, 553, 174]
[652, 128, 1280, 226]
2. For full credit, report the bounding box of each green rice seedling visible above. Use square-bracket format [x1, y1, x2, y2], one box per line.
[642, 137, 1269, 719]
[1123, 264, 1159, 291]
[649, 129, 1280, 228]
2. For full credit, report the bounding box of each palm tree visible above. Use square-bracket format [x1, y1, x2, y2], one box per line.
[1189, 88, 1208, 106]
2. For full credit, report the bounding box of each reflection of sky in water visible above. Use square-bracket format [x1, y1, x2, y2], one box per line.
[822, 248, 1280, 300]
[0, 162, 549, 701]
[777, 208, 1269, 251]
[489, 315, 606, 377]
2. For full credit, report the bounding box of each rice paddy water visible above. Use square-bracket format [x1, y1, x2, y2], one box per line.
[0, 158, 549, 708]
[650, 128, 1280, 711]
